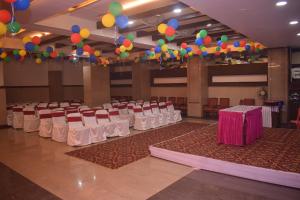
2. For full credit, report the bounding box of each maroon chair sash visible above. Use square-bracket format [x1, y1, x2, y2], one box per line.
[66, 110, 78, 114]
[52, 112, 65, 117]
[82, 112, 95, 117]
[13, 108, 23, 112]
[151, 105, 158, 108]
[96, 114, 109, 119]
[37, 107, 47, 110]
[127, 105, 133, 109]
[118, 105, 127, 109]
[112, 105, 119, 108]
[65, 106, 76, 110]
[143, 106, 151, 110]
[166, 102, 172, 106]
[67, 117, 82, 122]
[23, 111, 35, 115]
[159, 105, 167, 109]
[134, 108, 143, 113]
[109, 111, 119, 116]
[39, 113, 52, 119]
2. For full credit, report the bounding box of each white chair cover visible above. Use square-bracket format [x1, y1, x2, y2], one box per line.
[96, 110, 117, 137]
[23, 106, 40, 133]
[38, 109, 52, 137]
[118, 104, 134, 127]
[159, 102, 170, 125]
[60, 102, 70, 108]
[151, 103, 168, 126]
[12, 106, 24, 129]
[67, 113, 91, 146]
[82, 111, 106, 143]
[51, 111, 68, 142]
[166, 101, 182, 123]
[143, 105, 160, 128]
[103, 103, 112, 110]
[6, 105, 14, 126]
[70, 102, 81, 107]
[109, 109, 130, 136]
[262, 106, 272, 128]
[133, 106, 151, 130]
[48, 102, 59, 110]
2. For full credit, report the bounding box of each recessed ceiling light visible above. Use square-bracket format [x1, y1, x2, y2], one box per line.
[206, 23, 212, 27]
[276, 1, 287, 7]
[289, 20, 299, 25]
[173, 8, 182, 13]
[297, 33, 300, 36]
[128, 21, 134, 25]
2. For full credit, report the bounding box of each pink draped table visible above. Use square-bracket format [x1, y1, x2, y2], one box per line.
[218, 105, 263, 146]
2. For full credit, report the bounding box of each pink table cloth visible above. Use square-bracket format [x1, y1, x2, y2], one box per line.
[218, 106, 263, 146]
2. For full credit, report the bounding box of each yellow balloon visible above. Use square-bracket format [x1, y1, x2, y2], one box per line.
[19, 50, 27, 57]
[161, 44, 168, 52]
[94, 50, 101, 57]
[80, 28, 90, 39]
[120, 45, 126, 52]
[157, 23, 167, 34]
[36, 58, 42, 64]
[126, 44, 133, 51]
[196, 32, 201, 38]
[188, 52, 194, 56]
[0, 22, 7, 36]
[0, 52, 7, 59]
[102, 13, 115, 28]
[22, 36, 31, 44]
[173, 50, 179, 56]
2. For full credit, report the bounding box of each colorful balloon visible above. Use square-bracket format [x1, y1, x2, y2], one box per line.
[181, 42, 187, 49]
[7, 21, 21, 33]
[83, 44, 91, 53]
[221, 43, 227, 49]
[165, 26, 175, 37]
[0, 52, 7, 59]
[157, 39, 165, 46]
[240, 40, 246, 47]
[25, 42, 34, 51]
[71, 33, 81, 44]
[167, 18, 179, 30]
[221, 35, 228, 43]
[199, 30, 207, 38]
[42, 51, 49, 57]
[109, 2, 123, 17]
[80, 28, 90, 39]
[203, 36, 212, 45]
[32, 36, 41, 45]
[102, 13, 115, 28]
[76, 48, 83, 55]
[19, 49, 26, 57]
[5, 0, 17, 3]
[126, 33, 134, 42]
[116, 15, 128, 29]
[14, 0, 30, 11]
[50, 51, 58, 58]
[71, 25, 80, 33]
[0, 22, 7, 35]
[166, 35, 175, 41]
[0, 10, 12, 24]
[157, 23, 167, 34]
[123, 39, 131, 48]
[115, 48, 120, 55]
[22, 36, 31, 44]
[195, 38, 203, 46]
[233, 41, 240, 47]
[154, 46, 161, 53]
[161, 44, 168, 52]
[35, 58, 42, 64]
[120, 45, 126, 52]
[94, 50, 101, 57]
[46, 46, 53, 53]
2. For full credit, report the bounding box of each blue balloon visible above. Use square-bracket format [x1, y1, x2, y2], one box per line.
[41, 56, 47, 61]
[118, 35, 125, 45]
[170, 53, 176, 59]
[195, 38, 203, 46]
[25, 42, 35, 52]
[76, 48, 83, 56]
[46, 46, 53, 53]
[202, 51, 208, 56]
[245, 44, 251, 51]
[71, 25, 80, 33]
[217, 40, 222, 47]
[186, 47, 192, 53]
[167, 18, 179, 30]
[14, 54, 20, 60]
[233, 41, 240, 47]
[0, 48, 2, 54]
[14, 0, 30, 11]
[116, 15, 128, 29]
[154, 46, 161, 53]
[145, 50, 151, 55]
[89, 55, 97, 63]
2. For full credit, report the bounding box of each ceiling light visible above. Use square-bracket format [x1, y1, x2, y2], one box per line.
[289, 20, 299, 25]
[206, 23, 212, 27]
[123, 0, 157, 10]
[276, 1, 287, 7]
[297, 33, 300, 36]
[128, 21, 134, 25]
[173, 8, 182, 13]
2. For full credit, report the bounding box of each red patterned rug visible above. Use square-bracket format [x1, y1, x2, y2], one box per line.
[153, 125, 300, 173]
[66, 122, 209, 169]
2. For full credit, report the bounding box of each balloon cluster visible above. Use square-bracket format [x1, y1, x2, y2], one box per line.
[194, 29, 211, 57]
[70, 25, 91, 45]
[157, 18, 179, 41]
[115, 33, 135, 59]
[0, 48, 11, 63]
[215, 35, 230, 55]
[102, 1, 128, 29]
[0, 0, 31, 36]
[179, 42, 193, 58]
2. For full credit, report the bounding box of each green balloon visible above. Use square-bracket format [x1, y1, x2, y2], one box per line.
[157, 39, 165, 46]
[77, 41, 84, 48]
[13, 49, 19, 55]
[216, 46, 221, 51]
[4, 56, 11, 62]
[59, 52, 65, 57]
[34, 45, 39, 52]
[7, 22, 21, 33]
[180, 49, 187, 56]
[109, 2, 123, 16]
[42, 51, 49, 57]
[126, 33, 135, 42]
[199, 29, 207, 38]
[120, 51, 128, 58]
[221, 35, 228, 42]
[166, 35, 175, 41]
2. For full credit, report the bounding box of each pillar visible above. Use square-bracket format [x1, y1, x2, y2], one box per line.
[131, 62, 151, 100]
[268, 48, 289, 122]
[187, 57, 208, 117]
[0, 62, 7, 126]
[83, 62, 110, 107]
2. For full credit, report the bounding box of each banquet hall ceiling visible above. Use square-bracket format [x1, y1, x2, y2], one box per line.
[1, 0, 264, 54]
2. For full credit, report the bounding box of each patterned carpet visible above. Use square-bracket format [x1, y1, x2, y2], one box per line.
[153, 125, 300, 173]
[66, 122, 209, 169]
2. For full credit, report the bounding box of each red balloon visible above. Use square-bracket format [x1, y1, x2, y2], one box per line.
[181, 42, 187, 49]
[165, 26, 175, 37]
[70, 33, 81, 44]
[89, 48, 95, 54]
[0, 10, 11, 24]
[240, 40, 246, 47]
[4, 0, 17, 3]
[221, 43, 227, 49]
[203, 36, 212, 45]
[83, 44, 91, 53]
[50, 51, 58, 58]
[196, 50, 202, 55]
[32, 36, 41, 45]
[215, 51, 221, 56]
[115, 48, 120, 54]
[123, 39, 131, 48]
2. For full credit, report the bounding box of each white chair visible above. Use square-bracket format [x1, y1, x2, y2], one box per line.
[60, 102, 70, 108]
[23, 106, 40, 133]
[109, 109, 130, 136]
[103, 103, 113, 110]
[166, 101, 182, 123]
[151, 103, 168, 126]
[6, 105, 14, 126]
[38, 109, 52, 137]
[67, 113, 91, 146]
[143, 105, 160, 128]
[95, 110, 117, 137]
[133, 106, 151, 130]
[159, 102, 170, 125]
[12, 106, 24, 129]
[82, 111, 106, 143]
[48, 102, 59, 110]
[51, 111, 68, 143]
[118, 104, 134, 127]
[70, 102, 81, 107]
[127, 104, 135, 115]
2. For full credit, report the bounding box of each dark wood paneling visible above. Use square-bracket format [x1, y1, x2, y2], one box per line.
[5, 85, 49, 88]
[208, 63, 268, 87]
[110, 71, 132, 80]
[111, 84, 132, 88]
[150, 68, 187, 87]
[63, 85, 83, 87]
